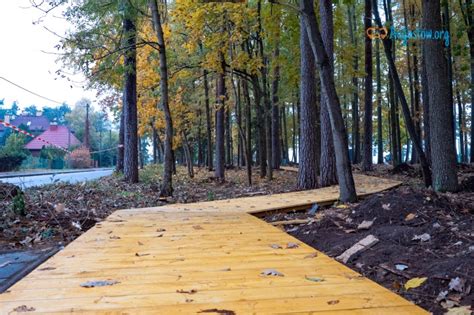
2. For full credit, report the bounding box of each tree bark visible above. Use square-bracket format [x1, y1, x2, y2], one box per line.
[319, 0, 337, 187]
[362, 0, 373, 171]
[149, 0, 173, 196]
[422, 0, 458, 192]
[203, 69, 213, 171]
[242, 78, 253, 185]
[348, 5, 360, 164]
[376, 40, 384, 164]
[215, 53, 226, 181]
[271, 42, 281, 170]
[297, 14, 320, 189]
[122, 2, 138, 183]
[116, 108, 124, 172]
[300, 0, 357, 202]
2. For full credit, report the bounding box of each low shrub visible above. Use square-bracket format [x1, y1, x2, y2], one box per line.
[66, 147, 93, 169]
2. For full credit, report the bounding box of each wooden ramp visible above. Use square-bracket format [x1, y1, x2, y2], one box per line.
[0, 175, 428, 314]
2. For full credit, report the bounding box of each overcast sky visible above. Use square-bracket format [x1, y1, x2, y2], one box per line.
[0, 1, 96, 110]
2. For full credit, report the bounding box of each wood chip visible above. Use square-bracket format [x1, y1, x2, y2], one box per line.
[336, 235, 379, 263]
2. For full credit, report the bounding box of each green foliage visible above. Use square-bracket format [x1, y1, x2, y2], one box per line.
[0, 133, 30, 171]
[12, 193, 26, 216]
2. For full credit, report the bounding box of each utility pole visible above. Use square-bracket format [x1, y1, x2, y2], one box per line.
[84, 101, 90, 149]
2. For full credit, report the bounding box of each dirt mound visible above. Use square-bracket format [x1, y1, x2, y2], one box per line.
[269, 186, 474, 314]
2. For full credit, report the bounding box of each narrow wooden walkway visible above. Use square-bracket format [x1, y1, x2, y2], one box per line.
[0, 175, 428, 314]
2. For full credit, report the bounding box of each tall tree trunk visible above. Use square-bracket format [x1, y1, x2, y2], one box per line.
[421, 48, 431, 164]
[348, 5, 360, 164]
[203, 69, 213, 171]
[422, 0, 458, 191]
[197, 108, 204, 167]
[181, 130, 194, 178]
[411, 41, 421, 163]
[152, 123, 158, 164]
[319, 0, 337, 187]
[456, 87, 465, 162]
[442, 1, 456, 147]
[122, 2, 138, 183]
[242, 78, 253, 185]
[373, 0, 432, 187]
[257, 0, 272, 180]
[300, 0, 357, 202]
[215, 53, 226, 181]
[291, 100, 297, 163]
[297, 14, 320, 189]
[252, 75, 266, 177]
[235, 79, 243, 167]
[282, 105, 289, 164]
[116, 108, 124, 172]
[376, 40, 384, 164]
[271, 43, 281, 170]
[362, 0, 373, 171]
[149, 0, 173, 196]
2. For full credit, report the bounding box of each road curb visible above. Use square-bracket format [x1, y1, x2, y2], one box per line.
[0, 168, 114, 179]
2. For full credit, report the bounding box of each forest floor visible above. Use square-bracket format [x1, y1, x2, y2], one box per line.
[1, 163, 473, 314]
[265, 164, 474, 314]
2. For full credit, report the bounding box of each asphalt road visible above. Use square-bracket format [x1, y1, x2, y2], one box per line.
[0, 169, 114, 189]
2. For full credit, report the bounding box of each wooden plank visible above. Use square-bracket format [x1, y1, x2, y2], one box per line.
[0, 175, 426, 314]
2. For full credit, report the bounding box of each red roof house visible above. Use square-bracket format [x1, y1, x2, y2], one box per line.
[25, 124, 81, 155]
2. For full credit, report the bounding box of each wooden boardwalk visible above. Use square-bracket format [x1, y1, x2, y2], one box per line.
[0, 175, 428, 314]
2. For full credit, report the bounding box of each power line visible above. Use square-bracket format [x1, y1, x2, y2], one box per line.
[0, 76, 65, 105]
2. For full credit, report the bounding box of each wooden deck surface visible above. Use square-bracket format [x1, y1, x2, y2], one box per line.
[0, 174, 428, 314]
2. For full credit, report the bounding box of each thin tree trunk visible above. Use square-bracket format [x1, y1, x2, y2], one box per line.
[149, 0, 173, 196]
[300, 0, 357, 202]
[252, 75, 266, 177]
[122, 1, 138, 183]
[181, 130, 194, 178]
[116, 108, 124, 172]
[203, 69, 213, 171]
[422, 0, 458, 191]
[348, 5, 360, 164]
[271, 42, 281, 170]
[412, 41, 421, 163]
[376, 40, 384, 164]
[291, 100, 297, 163]
[282, 105, 289, 164]
[421, 47, 431, 164]
[456, 87, 464, 162]
[242, 78, 252, 185]
[362, 0, 373, 171]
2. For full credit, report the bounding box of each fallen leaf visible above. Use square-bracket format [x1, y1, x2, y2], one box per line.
[13, 305, 36, 312]
[198, 309, 236, 315]
[137, 241, 144, 246]
[304, 252, 318, 259]
[286, 242, 299, 249]
[382, 203, 391, 210]
[405, 213, 416, 221]
[185, 298, 194, 303]
[80, 280, 119, 288]
[412, 233, 431, 242]
[445, 306, 472, 315]
[357, 219, 375, 230]
[261, 269, 284, 277]
[395, 264, 408, 271]
[441, 300, 459, 309]
[327, 300, 339, 305]
[156, 228, 166, 232]
[176, 289, 197, 294]
[336, 204, 349, 209]
[192, 225, 203, 230]
[38, 267, 56, 271]
[109, 235, 121, 240]
[305, 276, 325, 282]
[436, 290, 448, 302]
[404, 277, 428, 290]
[135, 253, 150, 257]
[54, 203, 65, 213]
[448, 277, 466, 293]
[270, 244, 282, 249]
